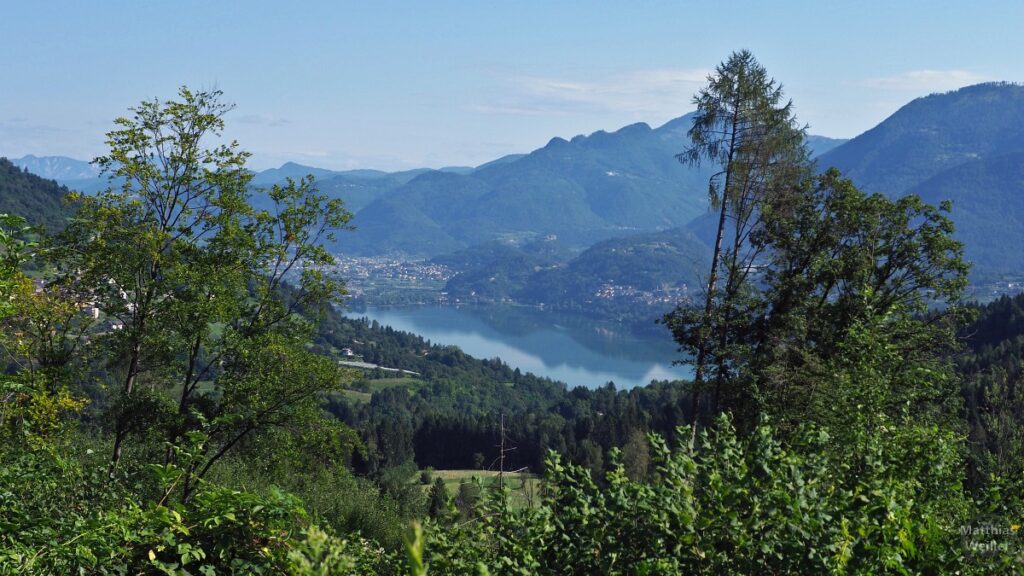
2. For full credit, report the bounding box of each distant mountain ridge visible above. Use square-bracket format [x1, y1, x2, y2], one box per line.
[11, 113, 840, 261]
[819, 82, 1024, 195]
[251, 162, 476, 187]
[909, 152, 1024, 278]
[817, 82, 1024, 279]
[10, 155, 98, 181]
[339, 114, 717, 256]
[249, 162, 351, 185]
[15, 85, 1024, 283]
[806, 135, 847, 158]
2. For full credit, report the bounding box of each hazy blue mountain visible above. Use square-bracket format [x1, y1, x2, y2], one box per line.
[10, 155, 99, 182]
[906, 152, 1024, 279]
[7, 155, 122, 195]
[438, 228, 710, 321]
[518, 228, 710, 306]
[433, 237, 570, 271]
[250, 164, 467, 214]
[474, 154, 527, 170]
[339, 114, 723, 257]
[314, 178, 395, 213]
[816, 83, 1024, 279]
[324, 168, 393, 180]
[251, 162, 341, 185]
[9, 156, 411, 214]
[12, 114, 843, 268]
[807, 135, 848, 158]
[252, 163, 468, 186]
[818, 83, 1024, 196]
[246, 174, 396, 215]
[0, 157, 72, 231]
[434, 241, 558, 301]
[438, 165, 475, 174]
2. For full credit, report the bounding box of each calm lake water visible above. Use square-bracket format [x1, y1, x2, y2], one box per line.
[343, 304, 690, 389]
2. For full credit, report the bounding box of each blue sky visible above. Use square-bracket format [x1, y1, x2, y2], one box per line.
[2, 1, 1021, 171]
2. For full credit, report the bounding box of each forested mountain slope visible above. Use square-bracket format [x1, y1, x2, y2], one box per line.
[817, 83, 1024, 279]
[338, 114, 716, 256]
[0, 157, 71, 231]
[818, 82, 1024, 196]
[908, 151, 1024, 277]
[431, 228, 710, 324]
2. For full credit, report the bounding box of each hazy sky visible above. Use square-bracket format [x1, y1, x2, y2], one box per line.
[2, 1, 1021, 171]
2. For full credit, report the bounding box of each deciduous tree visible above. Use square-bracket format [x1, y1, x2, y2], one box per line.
[48, 87, 356, 488]
[751, 169, 969, 434]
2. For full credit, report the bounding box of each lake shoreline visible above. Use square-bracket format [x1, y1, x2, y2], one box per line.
[341, 303, 691, 389]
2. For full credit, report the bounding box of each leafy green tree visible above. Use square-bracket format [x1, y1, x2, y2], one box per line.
[751, 169, 969, 434]
[48, 87, 356, 489]
[0, 214, 30, 308]
[0, 215, 91, 446]
[455, 480, 480, 521]
[619, 429, 650, 481]
[576, 438, 604, 479]
[0, 433, 398, 575]
[956, 293, 1024, 484]
[427, 476, 450, 519]
[286, 526, 393, 575]
[665, 50, 809, 425]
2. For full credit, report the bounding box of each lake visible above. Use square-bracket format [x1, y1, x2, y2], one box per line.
[343, 304, 690, 389]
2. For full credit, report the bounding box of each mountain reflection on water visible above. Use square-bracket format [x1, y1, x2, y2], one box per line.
[343, 304, 691, 389]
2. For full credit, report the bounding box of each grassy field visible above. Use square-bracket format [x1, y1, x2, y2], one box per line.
[423, 469, 542, 509]
[358, 377, 426, 391]
[338, 389, 372, 403]
[338, 376, 426, 403]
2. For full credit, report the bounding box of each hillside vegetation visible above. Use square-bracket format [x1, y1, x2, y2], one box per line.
[6, 70, 1024, 574]
[340, 115, 716, 256]
[0, 157, 71, 231]
[818, 83, 1024, 278]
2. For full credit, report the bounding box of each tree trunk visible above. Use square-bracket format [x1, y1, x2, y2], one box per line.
[109, 338, 142, 478]
[689, 197, 729, 439]
[689, 106, 740, 444]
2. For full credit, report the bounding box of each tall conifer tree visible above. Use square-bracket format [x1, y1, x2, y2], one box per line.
[666, 50, 809, 426]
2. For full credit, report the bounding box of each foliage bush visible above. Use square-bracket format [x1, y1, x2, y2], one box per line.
[0, 439, 395, 575]
[419, 416, 1019, 575]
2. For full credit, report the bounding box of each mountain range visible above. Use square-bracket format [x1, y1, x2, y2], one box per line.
[336, 115, 720, 256]
[10, 154, 99, 181]
[819, 82, 1024, 279]
[7, 82, 1024, 286]
[3, 124, 853, 259]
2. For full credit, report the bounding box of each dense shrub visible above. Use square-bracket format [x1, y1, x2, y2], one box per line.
[421, 416, 1019, 575]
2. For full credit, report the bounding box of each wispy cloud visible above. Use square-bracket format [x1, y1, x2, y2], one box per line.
[469, 104, 559, 117]
[249, 148, 423, 172]
[0, 118, 68, 136]
[233, 113, 291, 127]
[857, 70, 992, 92]
[474, 68, 711, 117]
